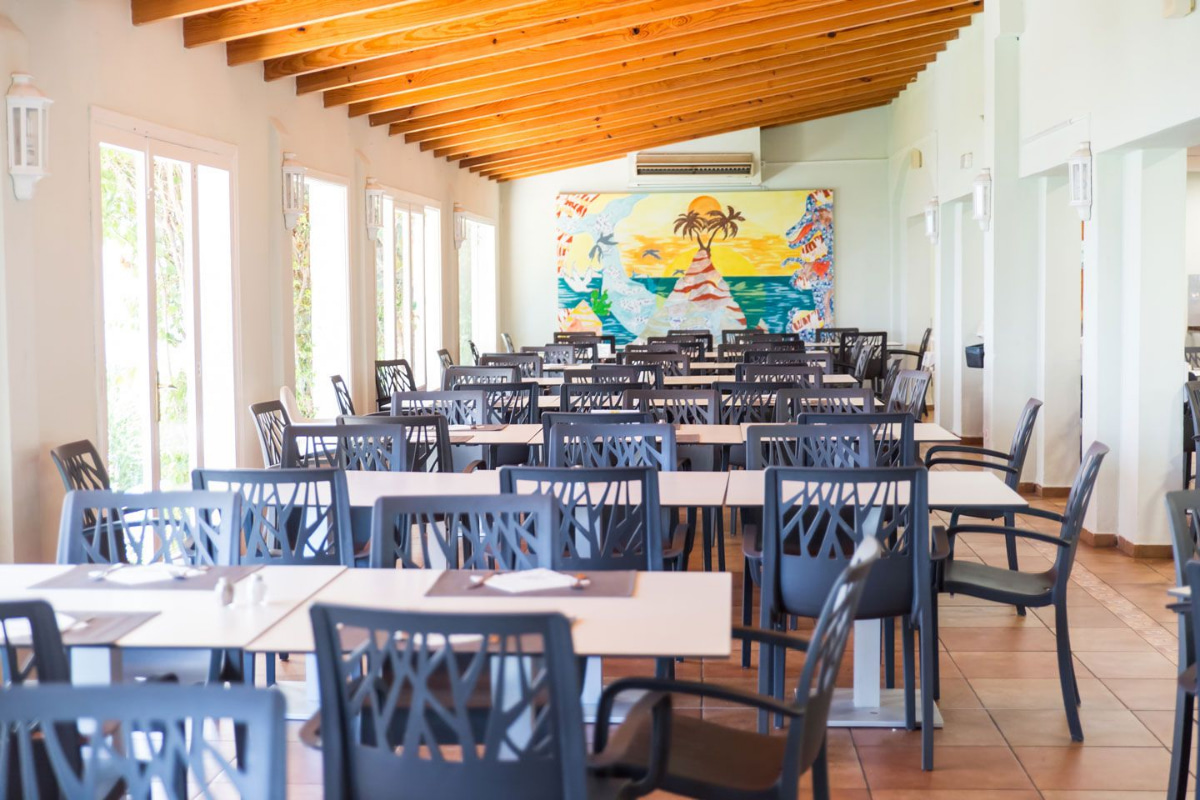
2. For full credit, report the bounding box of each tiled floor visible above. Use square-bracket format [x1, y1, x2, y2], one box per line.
[273, 490, 1189, 799]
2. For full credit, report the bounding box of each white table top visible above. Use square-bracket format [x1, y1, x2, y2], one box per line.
[529, 423, 744, 447]
[723, 470, 1027, 509]
[739, 421, 958, 443]
[246, 569, 733, 659]
[343, 469, 730, 508]
[450, 423, 542, 445]
[0, 564, 345, 650]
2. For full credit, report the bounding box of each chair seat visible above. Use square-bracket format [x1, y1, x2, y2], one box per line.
[943, 559, 1054, 604]
[591, 692, 787, 796]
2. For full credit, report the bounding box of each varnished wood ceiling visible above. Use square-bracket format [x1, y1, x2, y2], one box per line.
[133, 0, 982, 181]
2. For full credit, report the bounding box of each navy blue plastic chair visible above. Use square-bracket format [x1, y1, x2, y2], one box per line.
[391, 390, 486, 425]
[590, 539, 880, 800]
[760, 466, 938, 770]
[0, 683, 285, 800]
[443, 365, 519, 390]
[1166, 489, 1200, 799]
[559, 382, 642, 412]
[623, 389, 718, 425]
[249, 401, 290, 467]
[50, 440, 111, 492]
[369, 494, 554, 570]
[547, 422, 677, 472]
[885, 369, 931, 416]
[481, 353, 543, 378]
[734, 364, 822, 385]
[501, 465, 680, 571]
[375, 360, 417, 411]
[940, 442, 1109, 744]
[331, 375, 355, 416]
[192, 467, 354, 567]
[57, 489, 239, 567]
[775, 387, 875, 418]
[310, 606, 630, 800]
[0, 600, 70, 688]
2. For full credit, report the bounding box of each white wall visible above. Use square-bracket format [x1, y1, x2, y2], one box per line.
[497, 107, 893, 349]
[0, 0, 499, 560]
[1188, 170, 1200, 275]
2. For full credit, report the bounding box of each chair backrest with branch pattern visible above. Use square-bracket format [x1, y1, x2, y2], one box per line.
[311, 606, 589, 800]
[369, 494, 554, 570]
[57, 489, 240, 566]
[249, 401, 291, 467]
[392, 390, 486, 426]
[193, 467, 354, 566]
[501, 465, 664, 571]
[0, 684, 284, 800]
[746, 424, 876, 469]
[546, 422, 676, 471]
[623, 389, 718, 425]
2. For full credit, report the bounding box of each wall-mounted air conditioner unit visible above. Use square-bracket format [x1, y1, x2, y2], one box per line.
[628, 152, 760, 187]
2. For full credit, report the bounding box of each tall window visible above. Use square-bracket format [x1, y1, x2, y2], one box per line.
[292, 176, 350, 419]
[94, 116, 237, 490]
[458, 216, 498, 358]
[375, 191, 442, 387]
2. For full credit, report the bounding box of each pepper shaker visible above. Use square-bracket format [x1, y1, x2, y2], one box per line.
[214, 577, 234, 606]
[247, 573, 267, 605]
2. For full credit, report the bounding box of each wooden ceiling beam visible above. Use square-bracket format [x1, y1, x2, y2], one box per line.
[379, 20, 964, 133]
[484, 95, 897, 180]
[184, 1, 406, 48]
[131, 0, 253, 24]
[400, 39, 947, 146]
[259, 0, 746, 76]
[312, 0, 928, 99]
[423, 57, 932, 158]
[461, 77, 913, 171]
[341, 0, 977, 113]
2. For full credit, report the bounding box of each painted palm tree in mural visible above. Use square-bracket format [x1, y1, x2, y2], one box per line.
[649, 196, 748, 336]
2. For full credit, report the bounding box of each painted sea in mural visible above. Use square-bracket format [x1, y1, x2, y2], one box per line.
[555, 190, 833, 344]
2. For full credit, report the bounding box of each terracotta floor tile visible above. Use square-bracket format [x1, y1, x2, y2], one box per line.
[850, 708, 1006, 748]
[872, 793, 1041, 800]
[938, 606, 1050, 628]
[1040, 792, 1173, 800]
[1035, 604, 1127, 629]
[1014, 746, 1173, 791]
[937, 677, 985, 708]
[991, 707, 1162, 747]
[968, 678, 1123, 710]
[939, 627, 1059, 652]
[1102, 679, 1179, 711]
[1131, 709, 1189, 747]
[858, 745, 1035, 790]
[1065, 627, 1159, 652]
[1074, 649, 1178, 679]
[952, 651, 1092, 679]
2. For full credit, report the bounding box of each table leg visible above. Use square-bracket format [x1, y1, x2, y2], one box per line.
[826, 618, 944, 729]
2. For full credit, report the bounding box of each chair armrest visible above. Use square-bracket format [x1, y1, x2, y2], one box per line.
[1011, 506, 1065, 525]
[593, 676, 801, 753]
[731, 625, 810, 653]
[1169, 601, 1190, 615]
[299, 712, 321, 750]
[931, 525, 952, 561]
[925, 456, 1017, 475]
[741, 523, 762, 561]
[945, 523, 1067, 548]
[462, 460, 486, 473]
[890, 348, 920, 358]
[926, 443, 1012, 461]
[663, 523, 689, 563]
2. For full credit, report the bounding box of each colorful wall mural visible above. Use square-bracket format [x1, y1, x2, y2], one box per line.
[556, 190, 834, 344]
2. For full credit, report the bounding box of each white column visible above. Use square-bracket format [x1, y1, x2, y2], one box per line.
[1035, 176, 1083, 488]
[1081, 153, 1126, 535]
[955, 205, 985, 438]
[981, 25, 1039, 464]
[934, 203, 957, 428]
[1115, 149, 1188, 548]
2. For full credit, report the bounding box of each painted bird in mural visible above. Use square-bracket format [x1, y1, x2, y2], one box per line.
[641, 248, 662, 260]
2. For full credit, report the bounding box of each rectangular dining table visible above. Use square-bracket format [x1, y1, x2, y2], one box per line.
[0, 564, 345, 684]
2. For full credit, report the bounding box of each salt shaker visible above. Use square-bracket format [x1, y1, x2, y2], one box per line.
[247, 573, 267, 605]
[214, 577, 234, 606]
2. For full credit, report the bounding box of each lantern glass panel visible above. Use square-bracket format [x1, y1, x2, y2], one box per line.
[10, 106, 22, 167]
[24, 107, 39, 167]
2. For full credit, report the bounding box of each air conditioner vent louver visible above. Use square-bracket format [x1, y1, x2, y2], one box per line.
[629, 152, 759, 185]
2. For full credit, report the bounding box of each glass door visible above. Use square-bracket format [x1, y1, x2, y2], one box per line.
[96, 127, 236, 490]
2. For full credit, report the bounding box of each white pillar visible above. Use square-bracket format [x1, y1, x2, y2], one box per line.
[954, 205, 985, 438]
[981, 24, 1039, 465]
[1081, 152, 1126, 536]
[1035, 176, 1082, 489]
[1114, 149, 1188, 548]
[934, 203, 956, 429]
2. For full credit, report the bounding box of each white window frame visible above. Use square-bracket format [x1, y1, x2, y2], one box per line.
[458, 211, 499, 355]
[375, 185, 443, 387]
[89, 107, 243, 478]
[285, 168, 352, 419]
